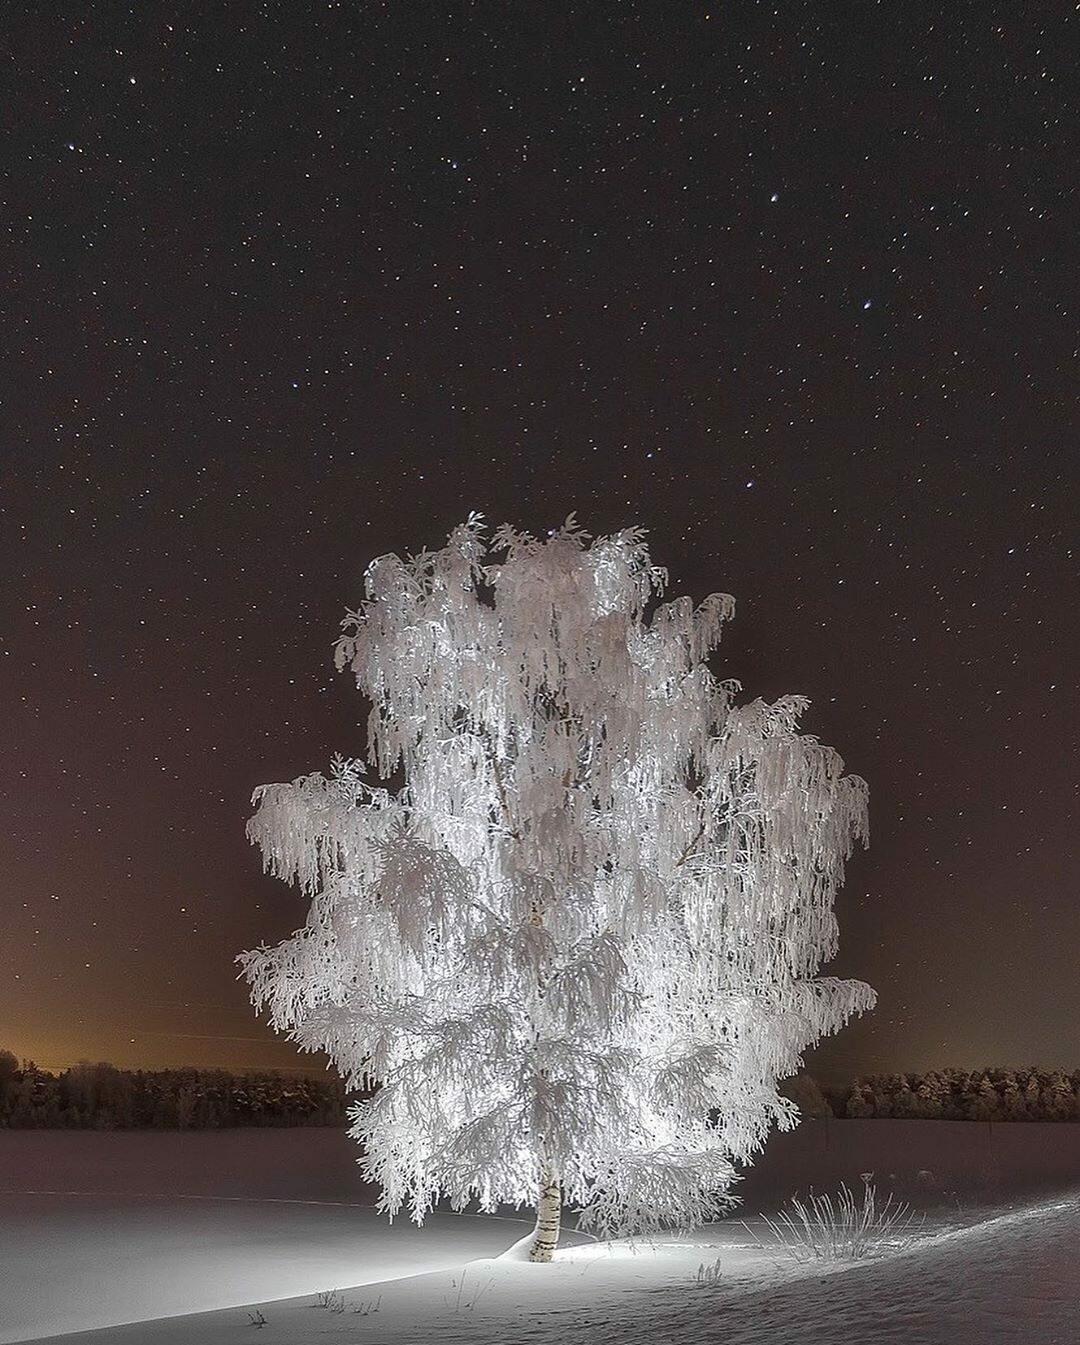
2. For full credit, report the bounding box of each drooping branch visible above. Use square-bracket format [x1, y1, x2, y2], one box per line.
[491, 752, 522, 842]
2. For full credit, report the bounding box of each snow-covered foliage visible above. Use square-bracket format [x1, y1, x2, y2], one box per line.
[238, 515, 874, 1238]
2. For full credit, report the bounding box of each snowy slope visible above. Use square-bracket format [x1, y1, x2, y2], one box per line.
[6, 1127, 1080, 1345]
[0, 1194, 564, 1344]
[12, 1196, 1080, 1345]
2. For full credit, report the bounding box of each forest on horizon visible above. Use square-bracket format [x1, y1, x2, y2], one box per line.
[0, 1051, 347, 1129]
[4, 1053, 1080, 1130]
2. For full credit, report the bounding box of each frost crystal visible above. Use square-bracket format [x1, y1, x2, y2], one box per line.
[238, 515, 874, 1241]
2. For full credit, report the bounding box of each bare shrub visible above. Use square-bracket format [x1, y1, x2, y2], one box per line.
[312, 1289, 344, 1310]
[757, 1175, 922, 1262]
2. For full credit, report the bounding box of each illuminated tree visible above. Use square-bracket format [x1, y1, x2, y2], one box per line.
[238, 516, 874, 1260]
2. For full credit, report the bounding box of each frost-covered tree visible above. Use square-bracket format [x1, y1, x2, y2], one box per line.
[238, 516, 874, 1260]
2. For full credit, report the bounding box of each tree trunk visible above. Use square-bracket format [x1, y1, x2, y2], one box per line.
[526, 1171, 562, 1262]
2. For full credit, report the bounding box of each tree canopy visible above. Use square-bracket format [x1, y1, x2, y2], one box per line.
[239, 516, 873, 1249]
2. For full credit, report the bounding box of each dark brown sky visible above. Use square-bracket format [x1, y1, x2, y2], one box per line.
[1, 4, 1077, 1082]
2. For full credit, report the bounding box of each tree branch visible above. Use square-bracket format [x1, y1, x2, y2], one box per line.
[674, 818, 706, 868]
[483, 730, 522, 841]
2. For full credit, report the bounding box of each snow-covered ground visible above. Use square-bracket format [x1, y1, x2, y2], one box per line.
[4, 1128, 1080, 1344]
[0, 1192, 556, 1343]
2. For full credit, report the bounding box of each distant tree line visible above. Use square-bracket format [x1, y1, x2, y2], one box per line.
[7, 1053, 1078, 1129]
[836, 1067, 1080, 1121]
[0, 1050, 347, 1129]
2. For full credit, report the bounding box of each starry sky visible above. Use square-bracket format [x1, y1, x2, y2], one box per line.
[2, 4, 1077, 1083]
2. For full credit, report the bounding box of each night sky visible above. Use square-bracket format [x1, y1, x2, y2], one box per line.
[2, 5, 1077, 1083]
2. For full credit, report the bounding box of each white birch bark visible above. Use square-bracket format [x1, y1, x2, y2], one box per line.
[527, 1171, 562, 1262]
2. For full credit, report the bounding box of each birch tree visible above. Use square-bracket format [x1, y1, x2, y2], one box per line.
[238, 515, 874, 1260]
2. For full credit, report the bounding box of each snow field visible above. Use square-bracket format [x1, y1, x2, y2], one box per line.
[6, 1126, 1080, 1344]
